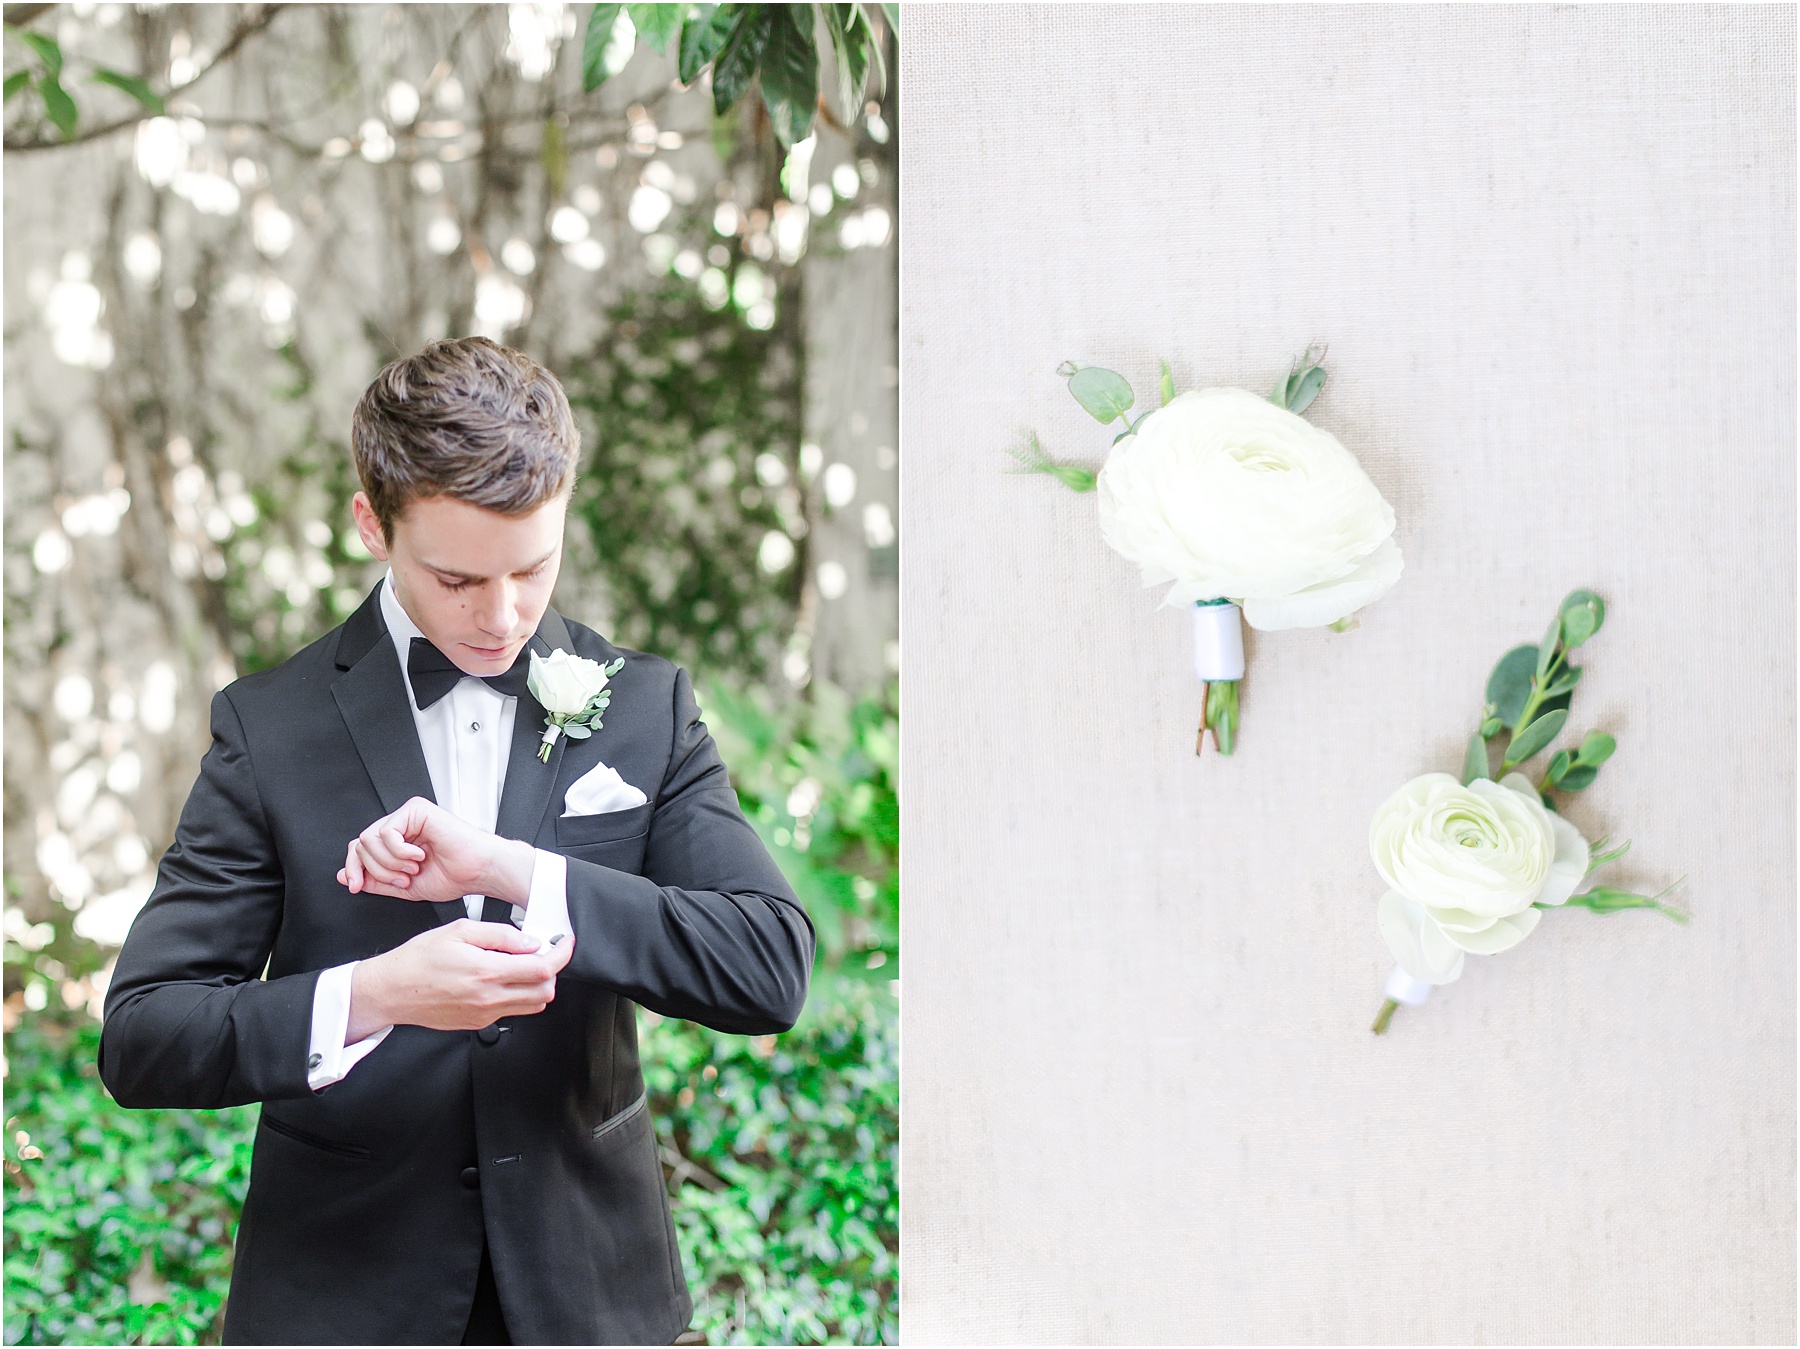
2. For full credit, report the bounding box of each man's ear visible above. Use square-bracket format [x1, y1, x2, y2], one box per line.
[350, 492, 392, 562]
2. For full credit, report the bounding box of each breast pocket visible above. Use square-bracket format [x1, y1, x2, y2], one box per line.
[554, 802, 653, 847]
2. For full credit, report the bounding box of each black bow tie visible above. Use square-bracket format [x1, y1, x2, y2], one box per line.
[406, 637, 531, 709]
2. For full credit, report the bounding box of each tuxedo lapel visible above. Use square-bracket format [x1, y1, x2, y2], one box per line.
[329, 587, 463, 926]
[493, 608, 574, 849]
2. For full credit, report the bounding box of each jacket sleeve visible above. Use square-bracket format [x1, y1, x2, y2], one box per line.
[559, 667, 815, 1034]
[98, 689, 319, 1108]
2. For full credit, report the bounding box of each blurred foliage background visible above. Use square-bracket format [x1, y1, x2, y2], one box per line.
[2, 3, 896, 1344]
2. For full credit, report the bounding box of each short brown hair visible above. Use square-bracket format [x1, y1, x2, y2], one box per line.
[351, 337, 580, 540]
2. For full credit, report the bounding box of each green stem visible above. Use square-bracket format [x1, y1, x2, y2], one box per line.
[1371, 999, 1399, 1035]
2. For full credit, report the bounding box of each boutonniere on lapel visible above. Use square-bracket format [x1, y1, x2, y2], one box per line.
[527, 649, 625, 763]
[1008, 346, 1403, 756]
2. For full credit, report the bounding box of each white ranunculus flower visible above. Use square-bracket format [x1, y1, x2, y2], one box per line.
[1370, 772, 1590, 984]
[527, 648, 612, 715]
[1094, 387, 1402, 631]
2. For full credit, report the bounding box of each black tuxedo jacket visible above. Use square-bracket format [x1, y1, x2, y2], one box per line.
[98, 584, 814, 1345]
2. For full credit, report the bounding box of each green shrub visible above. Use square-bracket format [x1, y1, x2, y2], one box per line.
[4, 686, 898, 1346]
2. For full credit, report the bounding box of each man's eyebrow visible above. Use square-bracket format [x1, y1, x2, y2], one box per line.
[422, 549, 557, 583]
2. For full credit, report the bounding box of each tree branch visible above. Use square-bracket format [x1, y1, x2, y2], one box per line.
[4, 4, 289, 152]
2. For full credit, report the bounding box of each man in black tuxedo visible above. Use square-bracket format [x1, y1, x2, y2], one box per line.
[99, 337, 813, 1345]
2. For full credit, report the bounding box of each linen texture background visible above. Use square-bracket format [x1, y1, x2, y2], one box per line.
[898, 5, 1795, 1343]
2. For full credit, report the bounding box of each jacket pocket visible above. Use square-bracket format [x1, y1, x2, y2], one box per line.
[260, 1112, 372, 1161]
[591, 1090, 648, 1144]
[555, 802, 653, 848]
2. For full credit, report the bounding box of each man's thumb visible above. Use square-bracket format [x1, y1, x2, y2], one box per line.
[456, 919, 542, 954]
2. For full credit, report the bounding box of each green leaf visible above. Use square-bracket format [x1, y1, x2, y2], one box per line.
[1503, 706, 1567, 767]
[1545, 749, 1571, 784]
[626, 2, 684, 53]
[819, 3, 870, 117]
[677, 4, 734, 84]
[1005, 432, 1096, 493]
[758, 3, 818, 146]
[90, 68, 163, 113]
[1540, 665, 1583, 699]
[20, 30, 61, 77]
[1065, 365, 1134, 425]
[1480, 715, 1505, 739]
[1558, 588, 1605, 647]
[1269, 372, 1288, 408]
[1285, 364, 1326, 416]
[3, 69, 26, 102]
[563, 722, 593, 739]
[1575, 730, 1615, 766]
[37, 71, 75, 138]
[583, 3, 624, 91]
[1485, 644, 1538, 729]
[1111, 410, 1152, 445]
[604, 657, 625, 675]
[1461, 732, 1490, 784]
[1556, 764, 1597, 790]
[710, 6, 772, 116]
[1535, 612, 1562, 678]
[1158, 358, 1174, 407]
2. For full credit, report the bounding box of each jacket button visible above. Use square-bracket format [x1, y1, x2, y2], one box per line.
[476, 1026, 502, 1046]
[460, 1166, 480, 1190]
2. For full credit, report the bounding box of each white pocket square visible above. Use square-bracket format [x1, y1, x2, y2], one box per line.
[562, 760, 648, 817]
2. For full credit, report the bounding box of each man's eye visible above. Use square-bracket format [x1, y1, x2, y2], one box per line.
[440, 576, 472, 592]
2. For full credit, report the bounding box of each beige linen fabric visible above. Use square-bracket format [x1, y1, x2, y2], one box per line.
[899, 5, 1794, 1343]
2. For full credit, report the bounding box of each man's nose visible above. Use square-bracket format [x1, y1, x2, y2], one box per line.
[475, 580, 519, 638]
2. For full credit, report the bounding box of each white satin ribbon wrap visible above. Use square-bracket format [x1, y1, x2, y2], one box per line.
[1191, 602, 1246, 681]
[1383, 964, 1434, 1007]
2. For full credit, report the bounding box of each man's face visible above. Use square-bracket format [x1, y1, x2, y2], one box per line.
[352, 490, 566, 676]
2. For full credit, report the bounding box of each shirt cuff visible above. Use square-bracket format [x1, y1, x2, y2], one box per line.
[520, 848, 572, 947]
[308, 961, 393, 1092]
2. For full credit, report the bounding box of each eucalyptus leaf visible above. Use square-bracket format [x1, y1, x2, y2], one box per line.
[3, 69, 26, 103]
[1558, 589, 1605, 646]
[604, 658, 625, 675]
[1556, 764, 1597, 790]
[1054, 359, 1079, 378]
[1485, 644, 1538, 729]
[1066, 366, 1134, 425]
[1541, 665, 1584, 698]
[1576, 730, 1616, 766]
[710, 5, 772, 115]
[563, 722, 593, 739]
[583, 3, 624, 90]
[1159, 358, 1174, 407]
[1285, 364, 1326, 416]
[677, 3, 734, 84]
[20, 30, 61, 77]
[37, 71, 75, 138]
[1268, 373, 1288, 409]
[1535, 612, 1562, 678]
[1503, 706, 1567, 767]
[625, 2, 684, 53]
[757, 3, 818, 147]
[1546, 749, 1571, 784]
[1461, 732, 1490, 784]
[1480, 715, 1505, 739]
[90, 67, 163, 113]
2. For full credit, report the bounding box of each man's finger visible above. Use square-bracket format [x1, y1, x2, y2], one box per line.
[357, 828, 416, 882]
[344, 840, 364, 893]
[454, 919, 543, 955]
[380, 824, 424, 865]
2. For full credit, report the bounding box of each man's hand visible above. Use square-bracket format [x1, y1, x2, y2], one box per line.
[337, 796, 535, 907]
[348, 919, 576, 1040]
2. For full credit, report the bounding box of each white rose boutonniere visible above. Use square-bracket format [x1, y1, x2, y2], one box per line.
[1368, 590, 1688, 1034]
[1011, 347, 1402, 754]
[527, 648, 625, 763]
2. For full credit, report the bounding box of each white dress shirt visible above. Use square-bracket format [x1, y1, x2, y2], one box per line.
[306, 573, 572, 1090]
